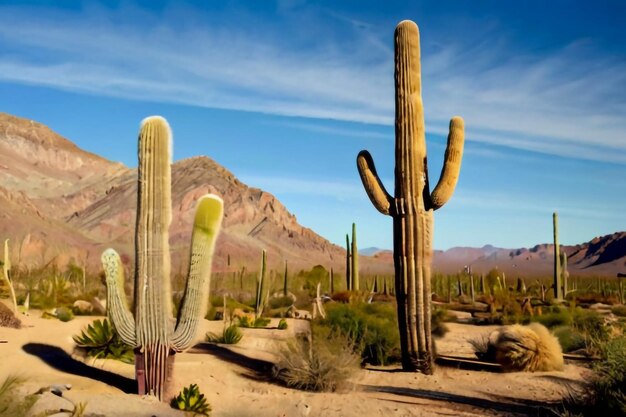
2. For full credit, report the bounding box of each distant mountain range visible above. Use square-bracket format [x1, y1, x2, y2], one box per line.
[370, 232, 626, 277]
[0, 112, 623, 278]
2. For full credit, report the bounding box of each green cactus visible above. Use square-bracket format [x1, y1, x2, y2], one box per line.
[560, 250, 569, 297]
[1, 239, 17, 313]
[345, 234, 352, 290]
[255, 250, 268, 318]
[553, 212, 563, 300]
[101, 116, 223, 400]
[356, 20, 464, 374]
[283, 260, 288, 297]
[351, 223, 359, 291]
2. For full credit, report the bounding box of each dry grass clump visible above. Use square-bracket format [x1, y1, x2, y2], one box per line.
[472, 323, 563, 372]
[274, 326, 359, 392]
[0, 301, 21, 328]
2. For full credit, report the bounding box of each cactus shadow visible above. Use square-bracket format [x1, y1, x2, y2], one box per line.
[22, 343, 136, 394]
[365, 385, 555, 416]
[189, 342, 275, 381]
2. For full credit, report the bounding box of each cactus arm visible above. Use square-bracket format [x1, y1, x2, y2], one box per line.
[3, 239, 18, 313]
[171, 194, 224, 351]
[101, 249, 137, 347]
[357, 151, 393, 216]
[430, 117, 465, 210]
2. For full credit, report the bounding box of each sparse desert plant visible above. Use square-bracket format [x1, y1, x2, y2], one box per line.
[0, 375, 38, 417]
[0, 301, 21, 328]
[278, 318, 288, 330]
[237, 316, 270, 328]
[206, 324, 243, 345]
[73, 318, 134, 364]
[560, 335, 626, 416]
[171, 384, 211, 416]
[274, 326, 359, 392]
[431, 308, 452, 338]
[485, 323, 564, 372]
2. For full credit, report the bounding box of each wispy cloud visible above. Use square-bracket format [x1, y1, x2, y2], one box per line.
[0, 3, 624, 163]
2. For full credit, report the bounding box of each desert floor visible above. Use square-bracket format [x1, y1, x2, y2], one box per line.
[0, 309, 589, 417]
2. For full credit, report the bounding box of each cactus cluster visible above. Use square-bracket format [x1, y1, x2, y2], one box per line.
[356, 20, 464, 373]
[102, 116, 223, 400]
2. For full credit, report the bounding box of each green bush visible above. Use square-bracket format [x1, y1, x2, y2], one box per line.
[55, 306, 74, 322]
[321, 302, 400, 366]
[562, 336, 626, 416]
[238, 316, 270, 328]
[278, 318, 288, 330]
[553, 325, 586, 353]
[171, 384, 211, 416]
[532, 307, 572, 328]
[206, 325, 243, 345]
[73, 319, 134, 364]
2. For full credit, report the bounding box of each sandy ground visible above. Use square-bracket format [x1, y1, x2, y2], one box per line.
[0, 310, 590, 417]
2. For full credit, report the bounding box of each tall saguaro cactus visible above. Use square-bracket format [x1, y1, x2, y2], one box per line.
[351, 223, 359, 291]
[102, 116, 223, 400]
[345, 234, 352, 290]
[553, 212, 563, 300]
[356, 20, 464, 373]
[2, 239, 17, 313]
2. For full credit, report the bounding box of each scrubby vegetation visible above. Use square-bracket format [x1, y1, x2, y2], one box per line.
[171, 384, 211, 416]
[274, 324, 359, 392]
[73, 318, 135, 364]
[206, 324, 243, 345]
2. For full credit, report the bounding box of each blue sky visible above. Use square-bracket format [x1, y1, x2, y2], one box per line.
[0, 0, 624, 250]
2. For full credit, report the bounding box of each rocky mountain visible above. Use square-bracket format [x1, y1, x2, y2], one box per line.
[0, 112, 383, 275]
[430, 233, 626, 277]
[1, 113, 623, 279]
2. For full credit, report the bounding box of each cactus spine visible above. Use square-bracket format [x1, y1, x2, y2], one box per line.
[2, 239, 17, 313]
[553, 212, 563, 300]
[102, 117, 223, 400]
[356, 20, 464, 373]
[351, 223, 359, 291]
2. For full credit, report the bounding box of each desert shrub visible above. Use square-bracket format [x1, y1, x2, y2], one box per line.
[553, 325, 586, 353]
[532, 306, 572, 328]
[73, 318, 134, 364]
[0, 302, 21, 329]
[278, 318, 288, 330]
[571, 309, 610, 355]
[238, 316, 270, 328]
[611, 305, 626, 317]
[431, 308, 452, 338]
[55, 306, 74, 322]
[561, 336, 626, 416]
[206, 325, 243, 345]
[171, 384, 211, 416]
[321, 302, 400, 365]
[0, 375, 38, 417]
[273, 325, 359, 392]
